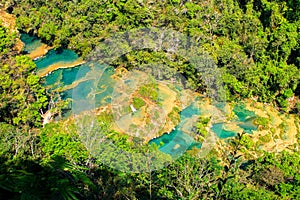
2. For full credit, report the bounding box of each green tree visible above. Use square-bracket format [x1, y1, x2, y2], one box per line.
[0, 25, 16, 58]
[0, 55, 48, 127]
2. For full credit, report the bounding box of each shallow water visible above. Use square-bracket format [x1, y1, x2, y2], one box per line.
[238, 122, 257, 133]
[233, 104, 256, 122]
[34, 49, 79, 71]
[22, 34, 258, 157]
[95, 66, 116, 106]
[149, 103, 202, 157]
[62, 64, 90, 85]
[211, 123, 236, 138]
[43, 69, 63, 86]
[20, 33, 43, 53]
[233, 104, 258, 133]
[180, 103, 201, 121]
[149, 129, 199, 158]
[150, 102, 259, 157]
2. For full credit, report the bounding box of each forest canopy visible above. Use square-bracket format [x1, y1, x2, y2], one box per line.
[0, 0, 299, 199]
[1, 0, 299, 111]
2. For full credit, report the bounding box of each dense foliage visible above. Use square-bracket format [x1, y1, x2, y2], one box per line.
[0, 0, 299, 199]
[0, 120, 299, 199]
[2, 0, 299, 110]
[0, 25, 47, 127]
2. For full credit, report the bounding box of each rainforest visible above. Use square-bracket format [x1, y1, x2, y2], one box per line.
[0, 0, 300, 199]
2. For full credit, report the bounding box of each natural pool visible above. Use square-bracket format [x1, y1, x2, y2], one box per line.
[233, 104, 258, 133]
[149, 103, 202, 158]
[21, 34, 258, 158]
[20, 33, 43, 53]
[35, 49, 79, 71]
[149, 102, 258, 157]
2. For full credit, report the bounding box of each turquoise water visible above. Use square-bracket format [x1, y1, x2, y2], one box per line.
[34, 49, 79, 71]
[180, 103, 201, 120]
[95, 66, 116, 106]
[149, 129, 201, 158]
[71, 79, 93, 99]
[233, 104, 256, 122]
[149, 103, 202, 158]
[149, 129, 197, 158]
[209, 104, 258, 138]
[62, 64, 90, 85]
[21, 34, 113, 113]
[21, 33, 80, 73]
[150, 102, 258, 157]
[70, 79, 96, 114]
[20, 33, 43, 53]
[44, 69, 62, 86]
[237, 116, 257, 133]
[211, 123, 236, 138]
[69, 64, 117, 114]
[22, 33, 259, 158]
[43, 64, 90, 91]
[233, 104, 258, 133]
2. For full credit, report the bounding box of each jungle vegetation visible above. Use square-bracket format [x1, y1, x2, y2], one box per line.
[0, 0, 299, 199]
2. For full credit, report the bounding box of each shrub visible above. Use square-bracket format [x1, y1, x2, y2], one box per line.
[132, 97, 145, 109]
[259, 133, 272, 143]
[254, 117, 269, 130]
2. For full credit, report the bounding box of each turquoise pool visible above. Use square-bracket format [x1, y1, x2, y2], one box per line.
[34, 49, 79, 71]
[20, 33, 43, 53]
[22, 34, 258, 158]
[149, 103, 202, 158]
